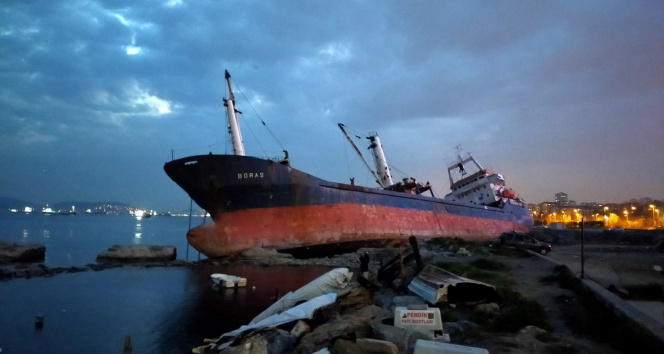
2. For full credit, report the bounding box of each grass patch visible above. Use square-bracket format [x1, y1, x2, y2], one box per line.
[432, 259, 551, 333]
[471, 258, 510, 271]
[433, 261, 512, 289]
[492, 289, 550, 332]
[539, 265, 581, 290]
[427, 237, 479, 250]
[488, 246, 533, 258]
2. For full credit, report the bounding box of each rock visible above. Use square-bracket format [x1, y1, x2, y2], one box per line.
[331, 339, 364, 354]
[443, 320, 479, 336]
[405, 331, 430, 353]
[456, 247, 471, 257]
[511, 326, 552, 352]
[221, 328, 295, 354]
[356, 338, 399, 354]
[240, 248, 294, 260]
[290, 320, 311, 338]
[0, 242, 46, 262]
[388, 295, 426, 311]
[339, 287, 373, 314]
[96, 245, 176, 262]
[351, 305, 393, 323]
[474, 303, 500, 318]
[373, 288, 398, 309]
[221, 334, 267, 354]
[518, 325, 548, 337]
[369, 322, 409, 352]
[295, 315, 370, 354]
[66, 266, 88, 273]
[265, 329, 296, 354]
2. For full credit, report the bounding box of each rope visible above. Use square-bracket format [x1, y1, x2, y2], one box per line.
[233, 77, 286, 151]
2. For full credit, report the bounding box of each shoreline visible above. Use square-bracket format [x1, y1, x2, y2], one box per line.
[3, 235, 664, 353]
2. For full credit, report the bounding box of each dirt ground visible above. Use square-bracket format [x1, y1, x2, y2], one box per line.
[547, 244, 664, 289]
[420, 241, 664, 354]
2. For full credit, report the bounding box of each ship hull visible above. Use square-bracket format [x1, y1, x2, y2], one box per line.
[164, 154, 533, 257]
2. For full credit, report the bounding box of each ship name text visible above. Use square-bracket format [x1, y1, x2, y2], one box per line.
[238, 172, 264, 179]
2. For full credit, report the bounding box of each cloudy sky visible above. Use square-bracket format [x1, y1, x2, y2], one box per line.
[1, 0, 663, 211]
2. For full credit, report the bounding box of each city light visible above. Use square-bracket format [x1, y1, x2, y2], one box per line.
[534, 194, 659, 229]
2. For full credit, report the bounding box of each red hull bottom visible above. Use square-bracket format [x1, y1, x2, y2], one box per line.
[187, 203, 528, 258]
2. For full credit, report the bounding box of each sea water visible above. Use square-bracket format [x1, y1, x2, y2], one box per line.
[0, 213, 201, 266]
[0, 213, 332, 353]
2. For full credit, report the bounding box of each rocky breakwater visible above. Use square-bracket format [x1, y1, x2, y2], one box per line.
[0, 241, 46, 263]
[1, 244, 185, 281]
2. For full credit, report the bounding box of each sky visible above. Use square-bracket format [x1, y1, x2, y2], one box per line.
[1, 0, 663, 212]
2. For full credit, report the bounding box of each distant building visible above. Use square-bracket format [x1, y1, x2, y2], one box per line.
[568, 200, 576, 206]
[555, 192, 569, 206]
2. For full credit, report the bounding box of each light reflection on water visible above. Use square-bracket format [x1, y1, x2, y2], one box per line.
[0, 213, 199, 266]
[0, 265, 332, 353]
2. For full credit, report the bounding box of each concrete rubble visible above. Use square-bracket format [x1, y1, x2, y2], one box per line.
[97, 245, 176, 262]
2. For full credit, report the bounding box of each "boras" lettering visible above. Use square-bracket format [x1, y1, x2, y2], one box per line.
[238, 172, 264, 179]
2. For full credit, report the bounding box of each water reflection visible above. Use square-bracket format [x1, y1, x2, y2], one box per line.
[43, 229, 50, 238]
[134, 222, 143, 244]
[154, 265, 332, 352]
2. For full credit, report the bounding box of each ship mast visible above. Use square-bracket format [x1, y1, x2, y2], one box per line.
[338, 124, 382, 186]
[223, 70, 245, 156]
[368, 134, 394, 188]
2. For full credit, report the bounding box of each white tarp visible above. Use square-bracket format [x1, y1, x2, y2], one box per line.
[249, 267, 353, 325]
[216, 293, 338, 349]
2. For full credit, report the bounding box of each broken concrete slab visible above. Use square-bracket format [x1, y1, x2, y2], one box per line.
[408, 264, 498, 305]
[96, 245, 176, 262]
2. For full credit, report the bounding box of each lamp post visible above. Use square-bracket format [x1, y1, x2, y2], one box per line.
[624, 210, 629, 226]
[650, 205, 656, 227]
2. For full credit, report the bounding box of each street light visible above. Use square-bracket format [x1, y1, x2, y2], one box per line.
[650, 205, 656, 227]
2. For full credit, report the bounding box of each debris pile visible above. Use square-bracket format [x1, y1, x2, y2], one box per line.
[193, 237, 497, 354]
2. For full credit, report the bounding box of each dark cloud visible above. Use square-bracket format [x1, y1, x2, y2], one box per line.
[1, 0, 663, 210]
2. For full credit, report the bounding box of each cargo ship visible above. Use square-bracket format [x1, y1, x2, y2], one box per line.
[164, 71, 533, 258]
